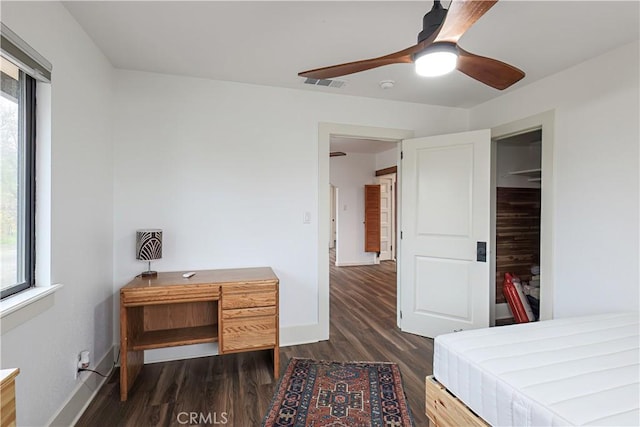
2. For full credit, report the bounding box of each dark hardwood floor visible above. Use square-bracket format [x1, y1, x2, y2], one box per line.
[77, 254, 433, 426]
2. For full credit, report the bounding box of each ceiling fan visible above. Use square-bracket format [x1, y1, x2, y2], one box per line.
[298, 0, 524, 90]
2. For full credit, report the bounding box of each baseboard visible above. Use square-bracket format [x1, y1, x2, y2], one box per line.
[280, 324, 325, 347]
[48, 346, 114, 427]
[140, 324, 325, 365]
[334, 261, 376, 267]
[45, 327, 325, 423]
[144, 343, 219, 364]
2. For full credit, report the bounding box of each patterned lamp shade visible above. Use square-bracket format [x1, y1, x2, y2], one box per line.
[136, 229, 163, 260]
[136, 229, 162, 277]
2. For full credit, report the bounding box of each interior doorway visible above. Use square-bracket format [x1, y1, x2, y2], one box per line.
[318, 123, 414, 339]
[318, 115, 554, 340]
[493, 129, 542, 325]
[329, 135, 400, 267]
[490, 110, 555, 324]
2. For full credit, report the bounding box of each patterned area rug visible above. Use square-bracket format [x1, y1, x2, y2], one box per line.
[262, 358, 415, 427]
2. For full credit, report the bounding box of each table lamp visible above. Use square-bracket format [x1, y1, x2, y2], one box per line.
[136, 229, 162, 277]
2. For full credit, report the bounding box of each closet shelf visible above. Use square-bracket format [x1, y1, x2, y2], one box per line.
[508, 168, 541, 176]
[508, 168, 541, 182]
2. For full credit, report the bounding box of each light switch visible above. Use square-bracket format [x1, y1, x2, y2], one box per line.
[303, 211, 311, 224]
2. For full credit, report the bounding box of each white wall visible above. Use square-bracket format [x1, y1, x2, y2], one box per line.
[2, 2, 636, 423]
[0, 2, 114, 426]
[470, 41, 640, 317]
[330, 153, 377, 266]
[113, 69, 468, 350]
[375, 147, 399, 171]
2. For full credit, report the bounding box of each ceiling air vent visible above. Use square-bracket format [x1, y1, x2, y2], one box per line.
[303, 78, 346, 89]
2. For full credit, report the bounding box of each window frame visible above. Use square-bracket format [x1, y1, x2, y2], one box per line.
[1, 69, 36, 299]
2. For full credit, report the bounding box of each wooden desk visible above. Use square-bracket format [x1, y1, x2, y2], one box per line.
[1, 368, 19, 427]
[119, 267, 279, 401]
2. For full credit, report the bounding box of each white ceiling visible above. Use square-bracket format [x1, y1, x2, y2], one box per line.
[63, 1, 639, 108]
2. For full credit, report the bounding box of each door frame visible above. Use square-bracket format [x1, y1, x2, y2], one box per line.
[490, 110, 555, 323]
[376, 174, 396, 262]
[329, 184, 336, 250]
[318, 123, 413, 339]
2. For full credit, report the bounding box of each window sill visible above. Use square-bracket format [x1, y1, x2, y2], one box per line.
[0, 284, 63, 334]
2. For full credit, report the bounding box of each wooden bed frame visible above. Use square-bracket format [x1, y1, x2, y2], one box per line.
[425, 376, 489, 427]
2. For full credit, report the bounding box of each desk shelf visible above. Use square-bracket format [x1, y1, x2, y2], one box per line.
[133, 326, 218, 351]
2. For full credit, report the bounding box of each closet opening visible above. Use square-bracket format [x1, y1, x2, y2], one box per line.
[494, 129, 542, 325]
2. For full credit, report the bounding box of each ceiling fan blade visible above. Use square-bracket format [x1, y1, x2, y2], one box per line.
[298, 42, 427, 80]
[456, 47, 525, 90]
[435, 0, 498, 44]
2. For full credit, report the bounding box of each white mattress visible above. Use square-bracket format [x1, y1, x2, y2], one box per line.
[433, 312, 640, 426]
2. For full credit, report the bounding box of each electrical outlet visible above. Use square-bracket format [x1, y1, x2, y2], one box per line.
[75, 350, 90, 380]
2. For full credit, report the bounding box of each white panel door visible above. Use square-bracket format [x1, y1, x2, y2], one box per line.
[400, 130, 491, 337]
[377, 176, 393, 261]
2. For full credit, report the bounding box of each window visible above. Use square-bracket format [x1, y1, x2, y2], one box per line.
[0, 25, 50, 302]
[1, 56, 36, 299]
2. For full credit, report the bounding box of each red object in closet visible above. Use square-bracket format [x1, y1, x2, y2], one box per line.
[503, 272, 530, 323]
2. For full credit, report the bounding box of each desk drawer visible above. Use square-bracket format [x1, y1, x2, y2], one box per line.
[221, 315, 276, 352]
[222, 306, 276, 319]
[221, 291, 276, 309]
[121, 285, 218, 306]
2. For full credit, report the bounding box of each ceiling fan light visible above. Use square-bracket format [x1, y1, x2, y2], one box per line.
[414, 44, 458, 77]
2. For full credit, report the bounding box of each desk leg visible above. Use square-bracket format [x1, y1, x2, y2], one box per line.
[120, 304, 144, 401]
[274, 298, 279, 379]
[273, 347, 280, 378]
